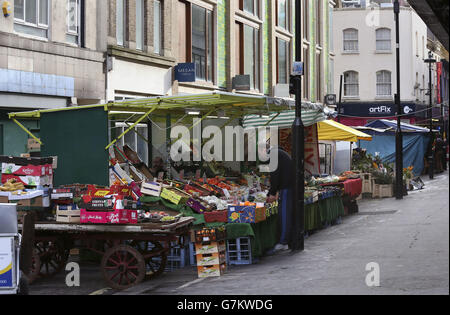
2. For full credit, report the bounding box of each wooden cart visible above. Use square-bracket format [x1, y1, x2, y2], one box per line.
[19, 217, 195, 290]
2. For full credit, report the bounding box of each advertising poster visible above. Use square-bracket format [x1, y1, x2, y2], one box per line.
[0, 237, 13, 288]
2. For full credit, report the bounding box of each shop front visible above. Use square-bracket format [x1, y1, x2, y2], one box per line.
[338, 102, 418, 127]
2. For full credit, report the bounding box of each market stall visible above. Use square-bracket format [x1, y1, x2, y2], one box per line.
[5, 92, 343, 284]
[355, 120, 433, 176]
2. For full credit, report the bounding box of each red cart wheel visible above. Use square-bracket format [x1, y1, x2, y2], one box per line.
[34, 241, 69, 279]
[130, 241, 167, 279]
[101, 245, 146, 290]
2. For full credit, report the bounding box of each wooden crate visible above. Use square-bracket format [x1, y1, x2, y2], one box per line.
[56, 209, 81, 223]
[361, 173, 373, 194]
[141, 181, 162, 197]
[372, 181, 393, 198]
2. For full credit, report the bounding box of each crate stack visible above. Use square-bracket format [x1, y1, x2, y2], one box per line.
[51, 187, 80, 223]
[1, 156, 53, 189]
[194, 228, 227, 278]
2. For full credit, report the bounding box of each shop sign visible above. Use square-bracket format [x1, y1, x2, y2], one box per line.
[232, 75, 251, 91]
[175, 63, 196, 82]
[342, 103, 416, 117]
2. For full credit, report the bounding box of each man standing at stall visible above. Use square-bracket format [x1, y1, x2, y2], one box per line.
[266, 137, 295, 253]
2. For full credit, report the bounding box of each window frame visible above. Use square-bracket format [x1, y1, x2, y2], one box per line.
[14, 0, 50, 36]
[375, 28, 391, 52]
[153, 0, 162, 54]
[276, 0, 290, 32]
[66, 0, 84, 46]
[376, 70, 392, 97]
[276, 37, 290, 84]
[236, 21, 261, 91]
[343, 71, 359, 97]
[239, 0, 261, 19]
[116, 0, 127, 47]
[343, 28, 359, 53]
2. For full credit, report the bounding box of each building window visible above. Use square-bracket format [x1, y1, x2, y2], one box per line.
[14, 0, 49, 38]
[343, 28, 358, 52]
[191, 4, 214, 82]
[316, 0, 322, 46]
[316, 52, 322, 102]
[329, 5, 333, 52]
[344, 71, 359, 97]
[303, 46, 310, 99]
[153, 0, 162, 54]
[135, 0, 144, 50]
[376, 28, 391, 51]
[67, 0, 84, 46]
[236, 22, 260, 90]
[178, 1, 215, 83]
[240, 0, 260, 17]
[415, 31, 419, 56]
[116, 0, 126, 46]
[276, 0, 289, 30]
[276, 38, 289, 84]
[303, 0, 309, 41]
[376, 70, 392, 97]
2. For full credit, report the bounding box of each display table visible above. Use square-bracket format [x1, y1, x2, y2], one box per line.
[320, 179, 362, 215]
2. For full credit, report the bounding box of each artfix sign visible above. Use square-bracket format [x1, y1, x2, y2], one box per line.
[369, 105, 392, 114]
[342, 103, 416, 117]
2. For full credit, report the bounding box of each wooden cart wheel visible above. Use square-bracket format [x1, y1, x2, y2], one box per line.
[130, 241, 167, 279]
[101, 245, 146, 290]
[34, 241, 69, 279]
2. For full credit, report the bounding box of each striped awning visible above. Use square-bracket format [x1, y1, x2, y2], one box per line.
[243, 105, 331, 129]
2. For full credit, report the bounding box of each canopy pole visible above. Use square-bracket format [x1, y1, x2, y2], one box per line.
[105, 102, 161, 150]
[264, 113, 281, 127]
[12, 118, 42, 145]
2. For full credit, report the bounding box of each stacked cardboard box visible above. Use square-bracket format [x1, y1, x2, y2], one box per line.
[0, 156, 53, 188]
[194, 228, 227, 278]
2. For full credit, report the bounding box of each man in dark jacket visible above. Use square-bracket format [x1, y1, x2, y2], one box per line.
[266, 146, 295, 252]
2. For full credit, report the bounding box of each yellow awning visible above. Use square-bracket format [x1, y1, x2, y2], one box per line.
[318, 120, 372, 142]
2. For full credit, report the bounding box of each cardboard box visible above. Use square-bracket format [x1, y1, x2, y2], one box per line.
[160, 187, 190, 205]
[27, 138, 41, 151]
[228, 205, 266, 224]
[0, 156, 53, 166]
[196, 252, 227, 267]
[9, 196, 43, 207]
[197, 263, 227, 278]
[2, 163, 47, 176]
[1, 174, 52, 187]
[194, 241, 226, 255]
[80, 208, 138, 224]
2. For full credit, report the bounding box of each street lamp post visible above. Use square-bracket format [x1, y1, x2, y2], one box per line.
[425, 51, 436, 179]
[291, 0, 304, 252]
[394, 0, 403, 200]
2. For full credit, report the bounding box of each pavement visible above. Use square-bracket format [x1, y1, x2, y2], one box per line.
[28, 171, 449, 295]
